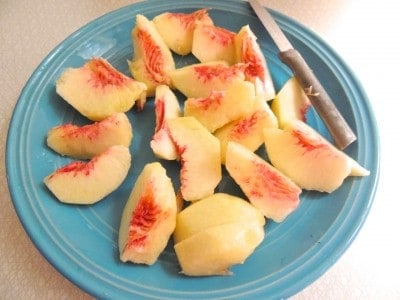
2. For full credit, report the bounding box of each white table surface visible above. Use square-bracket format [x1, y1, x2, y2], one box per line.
[1, 0, 399, 299]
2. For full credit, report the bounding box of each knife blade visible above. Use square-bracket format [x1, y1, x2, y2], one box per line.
[249, 0, 356, 149]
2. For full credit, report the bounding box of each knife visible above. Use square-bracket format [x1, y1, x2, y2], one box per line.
[248, 0, 356, 149]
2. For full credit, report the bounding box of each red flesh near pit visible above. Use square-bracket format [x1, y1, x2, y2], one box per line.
[167, 9, 210, 29]
[193, 64, 245, 84]
[50, 159, 97, 178]
[125, 186, 161, 250]
[86, 58, 129, 88]
[154, 97, 166, 132]
[230, 111, 261, 138]
[136, 29, 166, 84]
[241, 37, 265, 80]
[292, 127, 327, 152]
[248, 161, 300, 201]
[193, 91, 224, 110]
[202, 25, 235, 46]
[58, 115, 121, 140]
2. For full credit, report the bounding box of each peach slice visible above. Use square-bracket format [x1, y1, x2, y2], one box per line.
[235, 25, 275, 101]
[271, 77, 311, 128]
[192, 23, 236, 65]
[174, 221, 264, 276]
[263, 120, 369, 193]
[214, 96, 278, 164]
[47, 112, 133, 159]
[184, 80, 256, 133]
[174, 193, 265, 243]
[129, 14, 175, 97]
[150, 85, 182, 160]
[225, 142, 301, 222]
[56, 58, 147, 121]
[175, 190, 184, 213]
[153, 9, 213, 55]
[44, 145, 131, 205]
[167, 117, 221, 201]
[119, 162, 176, 265]
[349, 157, 371, 176]
[171, 61, 247, 98]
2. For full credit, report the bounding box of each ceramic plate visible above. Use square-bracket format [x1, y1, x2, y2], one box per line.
[6, 1, 379, 298]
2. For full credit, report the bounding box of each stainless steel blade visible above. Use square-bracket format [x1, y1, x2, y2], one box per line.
[248, 0, 292, 52]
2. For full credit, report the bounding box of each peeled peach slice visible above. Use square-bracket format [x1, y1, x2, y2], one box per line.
[118, 162, 176, 265]
[184, 80, 256, 133]
[171, 61, 246, 98]
[263, 120, 369, 193]
[150, 85, 182, 160]
[44, 145, 131, 205]
[174, 221, 264, 276]
[192, 23, 236, 65]
[214, 96, 278, 164]
[167, 117, 221, 201]
[225, 142, 301, 222]
[349, 157, 371, 176]
[235, 25, 275, 101]
[129, 14, 175, 97]
[174, 193, 265, 243]
[56, 58, 147, 121]
[271, 77, 311, 128]
[47, 113, 133, 159]
[153, 9, 213, 55]
[175, 190, 184, 213]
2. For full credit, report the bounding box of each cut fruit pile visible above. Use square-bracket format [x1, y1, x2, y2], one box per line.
[43, 8, 369, 277]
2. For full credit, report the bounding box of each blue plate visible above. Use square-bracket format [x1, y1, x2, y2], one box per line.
[6, 1, 379, 299]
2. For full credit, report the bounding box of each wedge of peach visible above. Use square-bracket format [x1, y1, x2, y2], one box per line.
[192, 23, 236, 65]
[119, 162, 176, 265]
[47, 112, 133, 159]
[44, 145, 131, 205]
[153, 9, 213, 55]
[271, 77, 311, 128]
[174, 193, 265, 243]
[235, 25, 275, 101]
[56, 58, 147, 121]
[174, 221, 264, 276]
[214, 96, 278, 164]
[225, 142, 301, 222]
[129, 14, 175, 96]
[349, 157, 371, 176]
[150, 85, 182, 160]
[167, 117, 221, 201]
[171, 61, 246, 98]
[263, 120, 369, 193]
[184, 80, 256, 132]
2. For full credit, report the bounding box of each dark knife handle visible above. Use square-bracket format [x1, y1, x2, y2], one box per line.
[279, 48, 356, 149]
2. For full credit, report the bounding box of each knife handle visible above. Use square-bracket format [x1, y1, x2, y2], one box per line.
[279, 48, 357, 149]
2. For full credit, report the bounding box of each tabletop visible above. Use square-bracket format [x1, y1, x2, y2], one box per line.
[1, 0, 399, 299]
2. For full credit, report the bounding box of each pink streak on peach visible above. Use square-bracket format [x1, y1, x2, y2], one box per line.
[166, 9, 210, 29]
[230, 111, 260, 138]
[292, 127, 327, 152]
[202, 25, 235, 46]
[193, 64, 245, 84]
[241, 36, 265, 80]
[50, 159, 97, 178]
[250, 161, 300, 201]
[86, 58, 130, 88]
[194, 91, 224, 110]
